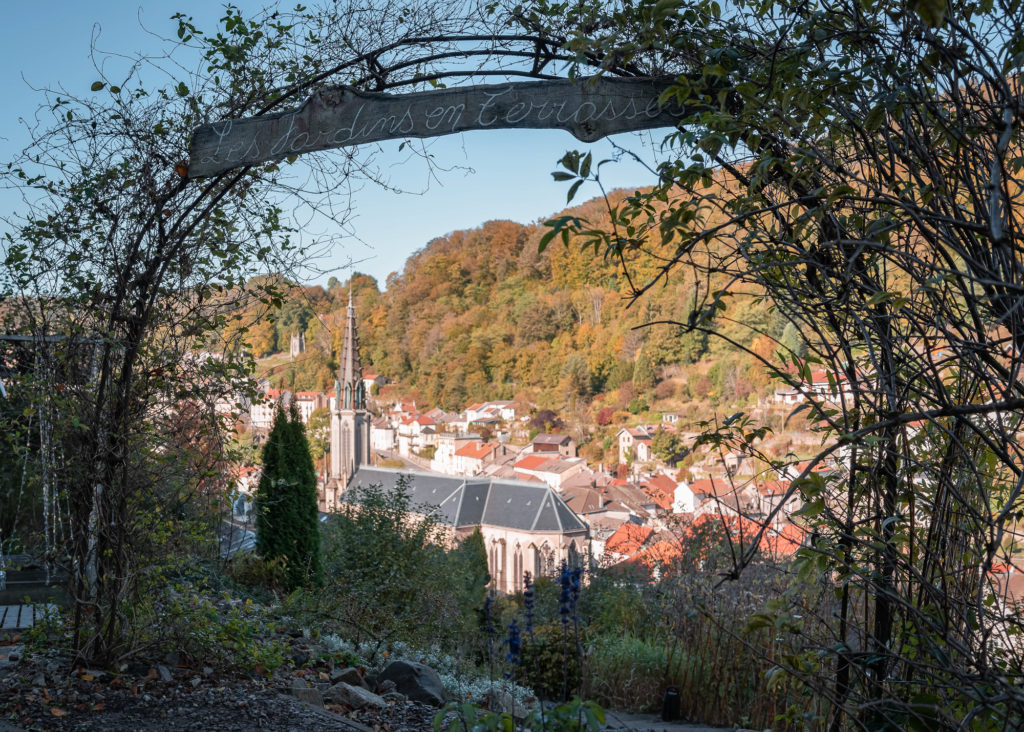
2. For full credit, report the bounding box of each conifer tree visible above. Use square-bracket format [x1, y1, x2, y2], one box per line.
[632, 348, 656, 391]
[255, 404, 323, 590]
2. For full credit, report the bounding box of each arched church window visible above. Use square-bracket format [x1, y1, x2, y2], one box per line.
[513, 544, 523, 592]
[540, 542, 555, 576]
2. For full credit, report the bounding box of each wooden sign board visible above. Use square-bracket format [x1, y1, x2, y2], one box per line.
[188, 76, 680, 178]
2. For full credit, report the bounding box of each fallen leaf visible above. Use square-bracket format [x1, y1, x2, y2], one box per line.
[92, 702, 105, 711]
[81, 674, 94, 681]
[50, 707, 67, 717]
[147, 668, 158, 680]
[174, 162, 188, 177]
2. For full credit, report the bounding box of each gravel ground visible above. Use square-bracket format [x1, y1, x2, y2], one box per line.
[0, 643, 438, 731]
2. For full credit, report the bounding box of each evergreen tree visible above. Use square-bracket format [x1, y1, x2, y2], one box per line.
[780, 322, 807, 358]
[255, 404, 323, 590]
[632, 348, 656, 391]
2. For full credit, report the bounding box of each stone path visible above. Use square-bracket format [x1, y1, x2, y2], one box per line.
[603, 710, 763, 732]
[0, 604, 55, 631]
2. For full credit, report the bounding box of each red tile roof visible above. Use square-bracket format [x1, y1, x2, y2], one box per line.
[647, 474, 677, 492]
[514, 454, 551, 471]
[455, 441, 499, 460]
[756, 480, 791, 496]
[605, 522, 653, 555]
[689, 477, 733, 497]
[631, 540, 682, 567]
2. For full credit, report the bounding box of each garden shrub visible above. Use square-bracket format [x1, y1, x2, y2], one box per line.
[227, 553, 289, 597]
[519, 622, 585, 701]
[296, 479, 489, 657]
[586, 634, 678, 712]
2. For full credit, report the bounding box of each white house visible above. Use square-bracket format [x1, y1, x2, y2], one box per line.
[672, 480, 696, 514]
[453, 441, 505, 476]
[370, 415, 396, 452]
[250, 388, 289, 431]
[617, 426, 655, 465]
[432, 432, 481, 475]
[293, 391, 328, 425]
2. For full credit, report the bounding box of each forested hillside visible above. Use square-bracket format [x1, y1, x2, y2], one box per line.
[225, 189, 793, 416]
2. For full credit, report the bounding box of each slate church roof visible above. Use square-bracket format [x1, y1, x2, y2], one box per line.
[344, 466, 587, 535]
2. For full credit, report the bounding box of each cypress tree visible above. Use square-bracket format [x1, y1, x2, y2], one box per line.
[255, 404, 323, 589]
[632, 347, 656, 391]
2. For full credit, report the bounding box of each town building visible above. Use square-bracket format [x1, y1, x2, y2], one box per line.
[326, 291, 370, 509]
[344, 466, 589, 594]
[617, 426, 655, 465]
[529, 433, 578, 457]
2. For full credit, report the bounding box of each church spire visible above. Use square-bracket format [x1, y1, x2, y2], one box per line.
[329, 284, 371, 502]
[339, 288, 364, 410]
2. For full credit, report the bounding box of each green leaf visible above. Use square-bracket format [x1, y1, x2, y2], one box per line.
[863, 105, 885, 132]
[539, 228, 559, 253]
[90, 81, 105, 92]
[909, 0, 947, 26]
[567, 178, 583, 204]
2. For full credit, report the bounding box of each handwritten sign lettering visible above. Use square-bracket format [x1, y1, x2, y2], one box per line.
[187, 77, 681, 178]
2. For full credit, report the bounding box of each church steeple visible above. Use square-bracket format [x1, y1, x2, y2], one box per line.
[329, 284, 371, 505]
[338, 289, 365, 410]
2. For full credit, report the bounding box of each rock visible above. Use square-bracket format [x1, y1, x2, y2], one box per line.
[330, 666, 367, 689]
[0, 647, 20, 671]
[202, 666, 214, 677]
[190, 677, 202, 688]
[291, 649, 310, 668]
[291, 679, 325, 708]
[378, 679, 397, 694]
[487, 690, 529, 720]
[379, 661, 447, 707]
[323, 681, 387, 710]
[157, 665, 173, 682]
[381, 691, 407, 703]
[31, 672, 46, 688]
[164, 651, 182, 666]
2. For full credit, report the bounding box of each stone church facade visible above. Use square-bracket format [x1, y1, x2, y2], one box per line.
[344, 466, 589, 594]
[324, 292, 370, 510]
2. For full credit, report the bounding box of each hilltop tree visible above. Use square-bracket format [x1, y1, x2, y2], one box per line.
[255, 405, 322, 590]
[631, 348, 656, 391]
[306, 408, 331, 465]
[780, 322, 806, 359]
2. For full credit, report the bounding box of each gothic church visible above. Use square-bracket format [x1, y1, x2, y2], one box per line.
[324, 292, 370, 509]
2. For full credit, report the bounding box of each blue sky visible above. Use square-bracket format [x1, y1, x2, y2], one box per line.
[0, 2, 667, 288]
